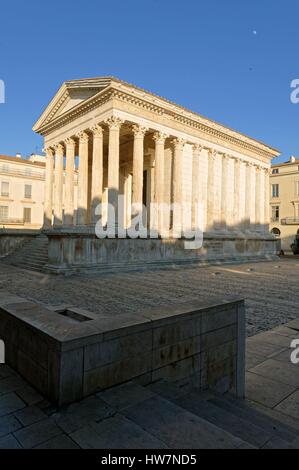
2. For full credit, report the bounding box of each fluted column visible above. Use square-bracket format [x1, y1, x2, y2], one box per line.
[207, 149, 216, 231]
[132, 125, 147, 220]
[90, 125, 104, 224]
[106, 117, 123, 230]
[264, 168, 270, 230]
[191, 144, 202, 231]
[221, 154, 229, 230]
[172, 137, 185, 236]
[77, 131, 89, 225]
[64, 138, 76, 226]
[153, 131, 168, 235]
[255, 166, 262, 231]
[44, 147, 55, 228]
[244, 163, 252, 229]
[53, 143, 64, 226]
[233, 158, 241, 229]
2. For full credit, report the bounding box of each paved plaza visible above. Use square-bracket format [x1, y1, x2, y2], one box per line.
[0, 317, 298, 449]
[0, 258, 298, 337]
[0, 259, 298, 448]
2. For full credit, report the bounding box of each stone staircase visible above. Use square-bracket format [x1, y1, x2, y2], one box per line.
[80, 379, 299, 449]
[3, 234, 49, 272]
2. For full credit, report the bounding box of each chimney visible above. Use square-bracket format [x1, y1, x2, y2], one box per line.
[290, 156, 296, 163]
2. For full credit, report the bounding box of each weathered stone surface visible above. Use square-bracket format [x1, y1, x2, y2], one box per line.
[13, 418, 63, 449]
[14, 405, 46, 426]
[98, 381, 155, 411]
[123, 396, 244, 449]
[35, 434, 80, 449]
[275, 390, 299, 420]
[246, 372, 296, 408]
[249, 359, 299, 388]
[0, 434, 22, 449]
[0, 393, 25, 416]
[70, 415, 168, 449]
[0, 414, 23, 437]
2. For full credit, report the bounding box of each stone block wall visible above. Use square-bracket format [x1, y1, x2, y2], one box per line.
[0, 293, 245, 406]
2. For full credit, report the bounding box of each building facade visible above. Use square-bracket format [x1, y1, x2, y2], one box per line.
[270, 156, 299, 252]
[0, 154, 46, 229]
[33, 77, 279, 273]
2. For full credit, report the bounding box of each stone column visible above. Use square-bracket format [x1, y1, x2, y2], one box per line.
[106, 117, 123, 231]
[264, 168, 270, 230]
[77, 131, 89, 226]
[64, 138, 76, 226]
[207, 149, 216, 231]
[132, 124, 147, 220]
[53, 143, 64, 226]
[172, 137, 185, 236]
[221, 154, 229, 231]
[44, 147, 55, 228]
[153, 131, 168, 235]
[191, 144, 202, 231]
[90, 125, 104, 224]
[244, 163, 252, 229]
[233, 158, 241, 229]
[255, 166, 262, 231]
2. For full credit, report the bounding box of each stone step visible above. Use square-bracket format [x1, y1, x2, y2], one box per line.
[218, 394, 299, 437]
[4, 235, 49, 272]
[174, 392, 274, 448]
[145, 380, 298, 448]
[208, 394, 299, 441]
[122, 393, 252, 449]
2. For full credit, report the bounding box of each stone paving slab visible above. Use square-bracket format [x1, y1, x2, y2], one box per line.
[249, 359, 299, 388]
[1, 258, 299, 336]
[122, 395, 245, 449]
[70, 415, 169, 449]
[275, 390, 299, 420]
[245, 372, 296, 408]
[13, 418, 63, 449]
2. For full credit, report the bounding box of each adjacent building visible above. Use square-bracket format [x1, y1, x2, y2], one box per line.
[32, 76, 279, 273]
[270, 156, 299, 252]
[0, 154, 46, 229]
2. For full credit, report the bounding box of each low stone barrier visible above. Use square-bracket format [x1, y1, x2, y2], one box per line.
[0, 293, 245, 406]
[0, 229, 39, 257]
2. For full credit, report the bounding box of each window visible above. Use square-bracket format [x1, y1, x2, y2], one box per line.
[297, 181, 299, 197]
[272, 184, 279, 198]
[0, 206, 8, 222]
[23, 208, 31, 224]
[24, 184, 32, 199]
[1, 181, 9, 197]
[272, 169, 279, 174]
[271, 206, 280, 222]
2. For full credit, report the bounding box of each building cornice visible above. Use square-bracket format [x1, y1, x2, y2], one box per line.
[33, 78, 280, 160]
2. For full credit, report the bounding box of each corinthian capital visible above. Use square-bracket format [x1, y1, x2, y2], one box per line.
[172, 137, 186, 150]
[65, 137, 76, 149]
[43, 147, 55, 157]
[192, 143, 203, 154]
[77, 131, 89, 143]
[53, 143, 64, 156]
[153, 131, 169, 144]
[105, 116, 124, 131]
[90, 124, 103, 137]
[132, 124, 148, 138]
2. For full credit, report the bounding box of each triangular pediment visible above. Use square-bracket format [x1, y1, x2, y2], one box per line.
[33, 77, 114, 132]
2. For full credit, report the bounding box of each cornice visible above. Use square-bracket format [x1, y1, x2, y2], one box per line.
[34, 80, 280, 161]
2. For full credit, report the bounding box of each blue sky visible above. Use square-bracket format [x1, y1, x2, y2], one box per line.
[0, 0, 298, 163]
